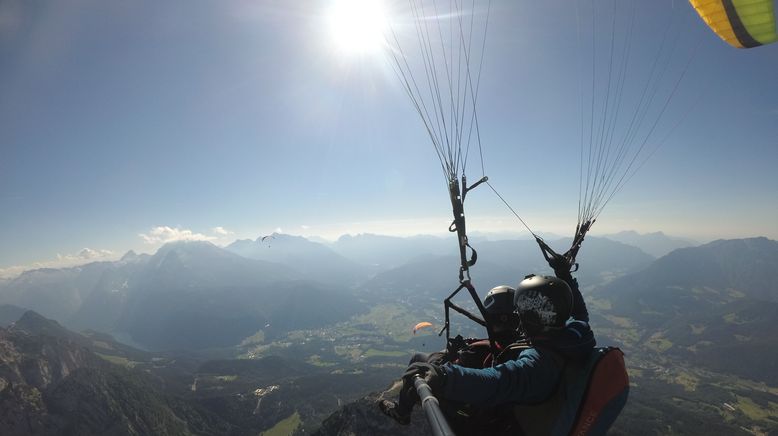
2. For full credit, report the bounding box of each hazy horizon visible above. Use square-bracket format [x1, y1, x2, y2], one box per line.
[2, 223, 767, 280]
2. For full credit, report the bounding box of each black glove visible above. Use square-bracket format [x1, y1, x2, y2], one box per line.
[548, 253, 573, 278]
[402, 362, 446, 394]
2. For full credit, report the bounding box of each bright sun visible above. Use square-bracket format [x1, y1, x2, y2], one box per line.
[326, 0, 389, 55]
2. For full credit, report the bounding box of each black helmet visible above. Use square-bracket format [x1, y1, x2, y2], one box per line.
[514, 274, 572, 334]
[483, 285, 519, 334]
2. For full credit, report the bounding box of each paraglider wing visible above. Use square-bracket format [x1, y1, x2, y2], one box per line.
[689, 0, 777, 48]
[412, 321, 433, 335]
[260, 234, 275, 247]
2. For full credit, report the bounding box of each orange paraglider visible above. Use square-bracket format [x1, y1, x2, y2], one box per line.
[412, 322, 433, 335]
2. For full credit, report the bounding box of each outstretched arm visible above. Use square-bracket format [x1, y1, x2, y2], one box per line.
[535, 233, 591, 322]
[556, 271, 589, 322]
[546, 253, 589, 322]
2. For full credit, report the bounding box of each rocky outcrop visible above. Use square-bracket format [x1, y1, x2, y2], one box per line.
[0, 311, 229, 435]
[313, 382, 430, 436]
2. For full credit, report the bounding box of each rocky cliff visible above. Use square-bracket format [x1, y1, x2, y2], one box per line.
[0, 311, 229, 436]
[313, 382, 430, 436]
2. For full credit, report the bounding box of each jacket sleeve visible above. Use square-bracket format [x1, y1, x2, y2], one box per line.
[440, 348, 562, 408]
[556, 273, 589, 322]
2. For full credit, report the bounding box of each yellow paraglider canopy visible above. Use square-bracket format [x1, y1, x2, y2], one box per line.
[689, 0, 777, 48]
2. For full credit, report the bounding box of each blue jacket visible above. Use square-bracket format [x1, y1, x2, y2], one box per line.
[440, 319, 595, 408]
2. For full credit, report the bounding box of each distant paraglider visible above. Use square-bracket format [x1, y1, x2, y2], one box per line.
[689, 0, 777, 48]
[412, 322, 433, 335]
[260, 234, 275, 247]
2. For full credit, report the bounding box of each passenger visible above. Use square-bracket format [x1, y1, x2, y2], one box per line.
[378, 273, 595, 431]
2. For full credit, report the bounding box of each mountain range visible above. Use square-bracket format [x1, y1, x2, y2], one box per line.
[226, 234, 371, 286]
[0, 241, 362, 350]
[602, 230, 697, 257]
[592, 237, 778, 384]
[0, 232, 658, 351]
[0, 234, 776, 434]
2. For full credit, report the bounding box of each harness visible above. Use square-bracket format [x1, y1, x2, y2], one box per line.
[440, 339, 569, 436]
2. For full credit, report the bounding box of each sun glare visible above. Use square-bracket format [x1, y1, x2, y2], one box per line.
[326, 0, 389, 56]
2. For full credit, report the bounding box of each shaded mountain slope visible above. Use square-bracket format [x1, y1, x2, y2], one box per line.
[0, 311, 230, 436]
[600, 238, 778, 300]
[0, 262, 115, 323]
[593, 237, 778, 384]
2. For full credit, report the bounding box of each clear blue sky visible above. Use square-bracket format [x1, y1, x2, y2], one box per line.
[1, 0, 777, 273]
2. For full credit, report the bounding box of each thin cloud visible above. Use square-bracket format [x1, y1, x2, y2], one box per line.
[0, 248, 116, 279]
[0, 265, 27, 279]
[139, 226, 216, 245]
[63, 248, 114, 261]
[212, 226, 234, 236]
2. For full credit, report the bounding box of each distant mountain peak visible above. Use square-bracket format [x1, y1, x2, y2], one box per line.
[13, 310, 72, 338]
[120, 250, 138, 261]
[152, 240, 229, 258]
